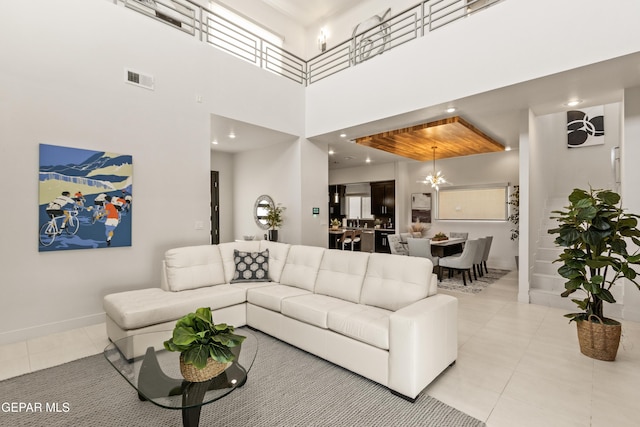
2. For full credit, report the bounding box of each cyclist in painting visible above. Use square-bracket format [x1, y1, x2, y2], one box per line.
[104, 195, 121, 247]
[45, 191, 77, 230]
[73, 191, 86, 209]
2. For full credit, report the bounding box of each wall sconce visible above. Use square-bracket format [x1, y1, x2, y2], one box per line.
[318, 28, 328, 52]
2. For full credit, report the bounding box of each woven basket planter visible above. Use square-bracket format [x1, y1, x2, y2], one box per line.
[576, 316, 621, 361]
[179, 354, 230, 382]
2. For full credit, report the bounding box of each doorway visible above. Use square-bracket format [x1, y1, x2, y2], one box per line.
[211, 171, 219, 244]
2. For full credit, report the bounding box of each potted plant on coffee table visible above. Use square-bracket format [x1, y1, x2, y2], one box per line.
[266, 203, 285, 241]
[164, 307, 246, 382]
[548, 187, 640, 361]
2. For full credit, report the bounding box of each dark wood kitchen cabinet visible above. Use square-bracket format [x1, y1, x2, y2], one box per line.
[371, 180, 395, 216]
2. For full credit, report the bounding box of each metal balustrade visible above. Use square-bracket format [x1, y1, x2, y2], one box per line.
[112, 0, 503, 86]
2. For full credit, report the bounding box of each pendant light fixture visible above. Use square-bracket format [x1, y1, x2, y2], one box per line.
[425, 146, 446, 190]
[334, 185, 339, 203]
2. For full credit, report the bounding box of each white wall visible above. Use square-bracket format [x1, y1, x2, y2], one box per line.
[535, 104, 620, 197]
[214, 0, 307, 56]
[622, 87, 640, 322]
[0, 0, 304, 344]
[329, 150, 519, 269]
[304, 0, 418, 58]
[408, 151, 519, 270]
[232, 139, 301, 243]
[305, 0, 640, 138]
[300, 139, 330, 247]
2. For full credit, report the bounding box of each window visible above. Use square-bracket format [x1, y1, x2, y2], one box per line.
[437, 185, 508, 220]
[208, 3, 284, 68]
[346, 196, 373, 219]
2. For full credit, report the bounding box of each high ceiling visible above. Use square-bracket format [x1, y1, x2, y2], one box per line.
[260, 0, 363, 27]
[210, 3, 640, 170]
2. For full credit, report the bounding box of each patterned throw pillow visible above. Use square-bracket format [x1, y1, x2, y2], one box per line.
[231, 249, 270, 283]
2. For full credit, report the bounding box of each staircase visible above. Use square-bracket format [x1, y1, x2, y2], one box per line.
[529, 197, 576, 310]
[529, 197, 624, 317]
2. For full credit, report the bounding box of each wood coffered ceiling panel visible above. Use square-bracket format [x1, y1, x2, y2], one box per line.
[355, 116, 504, 161]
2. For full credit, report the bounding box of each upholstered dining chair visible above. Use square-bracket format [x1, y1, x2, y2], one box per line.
[472, 238, 486, 280]
[481, 236, 493, 274]
[387, 234, 408, 255]
[449, 232, 469, 240]
[439, 239, 482, 286]
[450, 232, 469, 249]
[407, 237, 440, 278]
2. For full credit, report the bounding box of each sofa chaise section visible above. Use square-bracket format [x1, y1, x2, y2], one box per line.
[103, 242, 457, 400]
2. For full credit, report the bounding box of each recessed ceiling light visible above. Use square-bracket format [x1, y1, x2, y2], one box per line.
[505, 146, 511, 151]
[211, 140, 218, 145]
[446, 107, 456, 113]
[228, 132, 236, 139]
[340, 133, 347, 138]
[565, 99, 582, 107]
[328, 149, 335, 155]
[365, 158, 371, 163]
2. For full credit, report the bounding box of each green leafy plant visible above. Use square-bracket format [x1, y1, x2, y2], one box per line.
[508, 185, 519, 241]
[266, 203, 286, 230]
[548, 188, 640, 323]
[330, 218, 341, 227]
[432, 232, 448, 241]
[163, 307, 245, 369]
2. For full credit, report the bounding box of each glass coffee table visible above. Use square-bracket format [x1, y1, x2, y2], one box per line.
[104, 329, 257, 427]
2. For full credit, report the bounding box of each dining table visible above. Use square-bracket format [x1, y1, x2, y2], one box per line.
[429, 237, 465, 257]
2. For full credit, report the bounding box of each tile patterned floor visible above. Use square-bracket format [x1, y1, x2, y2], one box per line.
[1, 271, 638, 426]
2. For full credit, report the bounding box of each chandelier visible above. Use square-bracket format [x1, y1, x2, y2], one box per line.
[425, 146, 446, 190]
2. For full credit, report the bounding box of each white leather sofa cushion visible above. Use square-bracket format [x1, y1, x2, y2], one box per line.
[279, 245, 325, 291]
[281, 294, 354, 329]
[103, 286, 246, 329]
[327, 304, 391, 350]
[315, 250, 369, 303]
[218, 241, 261, 283]
[361, 253, 433, 311]
[247, 284, 311, 312]
[164, 245, 226, 292]
[259, 241, 291, 283]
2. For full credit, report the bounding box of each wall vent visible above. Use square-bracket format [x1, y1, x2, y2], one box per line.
[124, 69, 154, 90]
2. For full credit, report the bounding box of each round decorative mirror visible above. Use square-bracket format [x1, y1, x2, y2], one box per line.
[254, 195, 274, 230]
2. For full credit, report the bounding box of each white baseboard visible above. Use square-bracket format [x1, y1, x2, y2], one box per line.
[0, 312, 106, 346]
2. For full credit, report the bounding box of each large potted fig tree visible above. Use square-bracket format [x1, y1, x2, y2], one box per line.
[548, 187, 640, 361]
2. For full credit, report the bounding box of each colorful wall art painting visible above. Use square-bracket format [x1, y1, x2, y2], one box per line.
[39, 144, 133, 252]
[567, 106, 605, 147]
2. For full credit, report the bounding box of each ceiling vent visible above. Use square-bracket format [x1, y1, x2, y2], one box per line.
[124, 69, 154, 90]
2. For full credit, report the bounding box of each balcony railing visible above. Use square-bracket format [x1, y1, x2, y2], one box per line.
[114, 0, 503, 86]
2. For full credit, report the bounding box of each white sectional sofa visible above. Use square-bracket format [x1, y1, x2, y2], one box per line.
[103, 240, 458, 401]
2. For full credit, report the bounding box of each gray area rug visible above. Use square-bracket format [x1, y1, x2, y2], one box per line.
[437, 268, 510, 294]
[0, 329, 484, 427]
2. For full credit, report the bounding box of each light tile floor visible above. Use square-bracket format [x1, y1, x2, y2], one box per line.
[428, 270, 640, 427]
[0, 271, 638, 426]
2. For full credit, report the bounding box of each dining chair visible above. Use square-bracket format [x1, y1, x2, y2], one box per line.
[450, 232, 469, 249]
[481, 236, 493, 274]
[450, 232, 469, 240]
[439, 239, 481, 286]
[407, 237, 440, 278]
[387, 234, 408, 255]
[472, 238, 486, 280]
